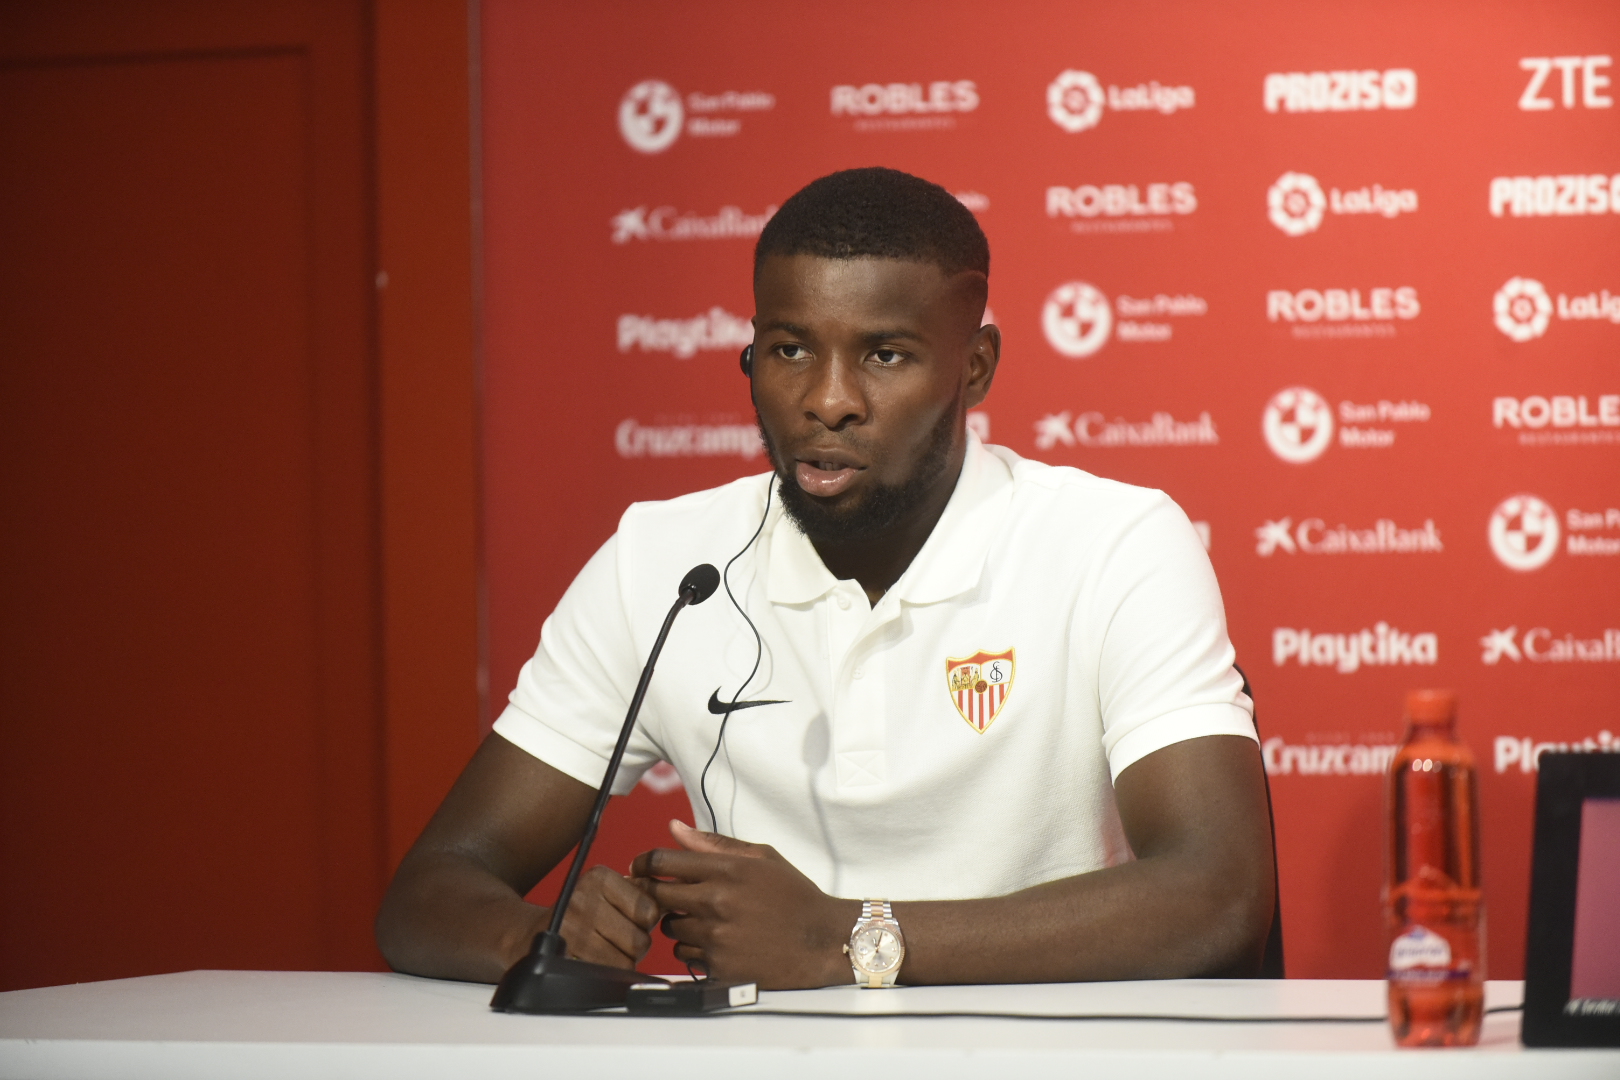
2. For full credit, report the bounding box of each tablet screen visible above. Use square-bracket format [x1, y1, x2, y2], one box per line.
[1569, 798, 1620, 1009]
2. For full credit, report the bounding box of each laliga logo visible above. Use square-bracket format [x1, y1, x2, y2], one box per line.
[1047, 70, 1105, 132]
[619, 80, 684, 153]
[1267, 172, 1326, 236]
[1488, 494, 1560, 571]
[1494, 277, 1552, 342]
[1262, 387, 1334, 463]
[1042, 281, 1113, 357]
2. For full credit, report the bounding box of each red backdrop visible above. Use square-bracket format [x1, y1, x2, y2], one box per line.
[479, 0, 1620, 978]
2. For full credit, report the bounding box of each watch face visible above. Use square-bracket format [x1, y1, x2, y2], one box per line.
[852, 926, 902, 973]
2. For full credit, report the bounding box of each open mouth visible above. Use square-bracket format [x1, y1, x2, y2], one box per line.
[794, 457, 864, 498]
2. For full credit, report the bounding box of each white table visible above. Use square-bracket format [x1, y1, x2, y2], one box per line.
[0, 971, 1613, 1078]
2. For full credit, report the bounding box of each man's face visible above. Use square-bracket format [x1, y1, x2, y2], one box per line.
[751, 254, 997, 544]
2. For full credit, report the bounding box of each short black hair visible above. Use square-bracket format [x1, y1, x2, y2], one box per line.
[754, 167, 989, 281]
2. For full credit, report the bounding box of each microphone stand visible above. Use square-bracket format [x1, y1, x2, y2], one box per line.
[491, 564, 720, 1013]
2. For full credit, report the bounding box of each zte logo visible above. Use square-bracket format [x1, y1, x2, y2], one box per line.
[1519, 56, 1613, 110]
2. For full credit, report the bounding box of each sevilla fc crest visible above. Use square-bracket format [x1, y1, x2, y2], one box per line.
[946, 648, 1016, 734]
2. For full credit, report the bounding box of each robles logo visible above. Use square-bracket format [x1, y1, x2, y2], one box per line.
[1267, 171, 1417, 236]
[1493, 393, 1620, 447]
[1047, 70, 1194, 134]
[1046, 182, 1196, 235]
[617, 80, 773, 153]
[830, 80, 978, 132]
[1493, 276, 1620, 341]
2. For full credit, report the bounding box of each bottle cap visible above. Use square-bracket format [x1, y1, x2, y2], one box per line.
[1405, 688, 1457, 723]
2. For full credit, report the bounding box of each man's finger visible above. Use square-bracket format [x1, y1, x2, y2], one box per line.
[631, 845, 730, 882]
[601, 872, 663, 929]
[660, 909, 714, 950]
[645, 879, 713, 917]
[670, 819, 768, 858]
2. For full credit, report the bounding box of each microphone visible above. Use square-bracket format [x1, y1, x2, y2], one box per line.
[491, 565, 720, 1013]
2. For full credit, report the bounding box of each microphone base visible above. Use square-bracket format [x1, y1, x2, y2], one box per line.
[489, 932, 666, 1014]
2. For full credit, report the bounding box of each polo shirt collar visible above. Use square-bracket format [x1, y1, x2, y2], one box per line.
[765, 431, 1013, 607]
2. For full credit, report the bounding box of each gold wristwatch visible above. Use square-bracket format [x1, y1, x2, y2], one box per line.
[844, 899, 905, 988]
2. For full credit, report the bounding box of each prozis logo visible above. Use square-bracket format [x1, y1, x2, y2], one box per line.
[1493, 393, 1620, 447]
[1267, 171, 1417, 236]
[1493, 277, 1620, 341]
[1268, 285, 1419, 340]
[1273, 623, 1439, 673]
[1518, 56, 1613, 110]
[617, 80, 774, 153]
[1489, 174, 1620, 217]
[1255, 516, 1441, 556]
[1263, 68, 1417, 112]
[1481, 626, 1620, 665]
[1046, 182, 1196, 235]
[1041, 282, 1207, 357]
[1034, 409, 1218, 450]
[617, 307, 753, 358]
[1262, 389, 1430, 463]
[1047, 70, 1194, 134]
[830, 80, 978, 131]
[610, 204, 775, 244]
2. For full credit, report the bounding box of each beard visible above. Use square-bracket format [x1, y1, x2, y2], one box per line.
[756, 401, 961, 546]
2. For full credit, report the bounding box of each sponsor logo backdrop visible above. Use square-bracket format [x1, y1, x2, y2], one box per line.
[481, 0, 1619, 978]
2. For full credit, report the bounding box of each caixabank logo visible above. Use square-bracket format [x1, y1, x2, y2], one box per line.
[1487, 496, 1620, 571]
[1493, 276, 1620, 341]
[1267, 171, 1417, 236]
[1047, 70, 1194, 134]
[1041, 281, 1207, 357]
[1261, 388, 1430, 462]
[617, 80, 774, 153]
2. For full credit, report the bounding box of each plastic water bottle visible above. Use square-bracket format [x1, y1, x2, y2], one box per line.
[1385, 689, 1485, 1047]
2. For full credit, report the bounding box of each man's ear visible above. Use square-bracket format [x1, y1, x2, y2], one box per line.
[964, 323, 1001, 410]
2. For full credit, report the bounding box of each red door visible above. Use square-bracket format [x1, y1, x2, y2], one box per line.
[0, 2, 385, 988]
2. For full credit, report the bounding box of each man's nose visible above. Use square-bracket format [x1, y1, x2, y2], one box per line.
[802, 355, 866, 430]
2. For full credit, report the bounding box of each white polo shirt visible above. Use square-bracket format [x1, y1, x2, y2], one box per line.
[494, 434, 1255, 902]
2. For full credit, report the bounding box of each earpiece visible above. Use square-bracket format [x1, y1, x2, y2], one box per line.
[739, 343, 753, 377]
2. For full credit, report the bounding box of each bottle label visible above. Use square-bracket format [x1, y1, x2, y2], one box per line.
[1388, 926, 1469, 981]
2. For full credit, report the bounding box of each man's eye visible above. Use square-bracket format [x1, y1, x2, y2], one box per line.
[776, 343, 810, 361]
[871, 349, 905, 366]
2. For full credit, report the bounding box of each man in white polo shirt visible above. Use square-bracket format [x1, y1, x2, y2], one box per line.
[377, 168, 1276, 990]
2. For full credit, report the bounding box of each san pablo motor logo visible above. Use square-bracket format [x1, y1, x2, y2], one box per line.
[946, 649, 1015, 734]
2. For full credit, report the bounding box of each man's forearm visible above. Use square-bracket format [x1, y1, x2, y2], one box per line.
[892, 850, 1273, 985]
[375, 851, 550, 984]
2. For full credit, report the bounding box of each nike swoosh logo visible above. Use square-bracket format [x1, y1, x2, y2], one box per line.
[707, 689, 788, 715]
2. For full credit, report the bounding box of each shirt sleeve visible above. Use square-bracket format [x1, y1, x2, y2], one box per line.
[1091, 492, 1256, 782]
[492, 530, 665, 795]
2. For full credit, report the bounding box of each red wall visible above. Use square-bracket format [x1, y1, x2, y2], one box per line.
[480, 0, 1620, 978]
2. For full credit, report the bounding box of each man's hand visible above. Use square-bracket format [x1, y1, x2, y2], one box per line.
[632, 821, 859, 989]
[554, 866, 663, 969]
